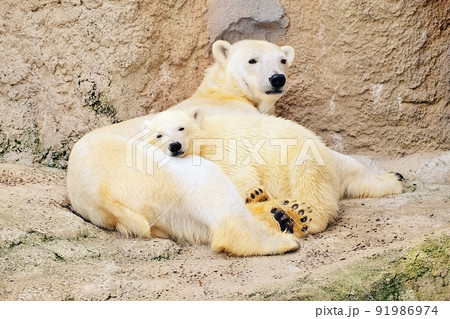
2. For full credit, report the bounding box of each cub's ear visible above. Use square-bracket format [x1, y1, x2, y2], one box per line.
[280, 45, 295, 66]
[191, 108, 203, 126]
[212, 40, 232, 66]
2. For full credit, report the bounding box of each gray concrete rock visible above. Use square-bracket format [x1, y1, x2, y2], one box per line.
[207, 0, 289, 43]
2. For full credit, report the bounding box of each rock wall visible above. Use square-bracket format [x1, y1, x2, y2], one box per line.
[0, 0, 448, 168]
[278, 0, 450, 155]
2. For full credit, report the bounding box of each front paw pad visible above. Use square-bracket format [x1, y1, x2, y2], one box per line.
[278, 200, 313, 235]
[245, 187, 269, 203]
[271, 208, 294, 233]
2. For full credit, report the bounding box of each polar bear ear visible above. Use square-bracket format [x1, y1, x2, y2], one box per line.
[212, 40, 232, 65]
[280, 45, 295, 66]
[191, 108, 204, 126]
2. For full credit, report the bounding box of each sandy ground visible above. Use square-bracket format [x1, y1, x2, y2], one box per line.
[0, 152, 449, 300]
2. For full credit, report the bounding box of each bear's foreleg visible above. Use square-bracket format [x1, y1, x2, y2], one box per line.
[244, 186, 312, 237]
[210, 213, 299, 256]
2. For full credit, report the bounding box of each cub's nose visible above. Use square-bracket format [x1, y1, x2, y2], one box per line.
[168, 142, 182, 154]
[269, 74, 286, 89]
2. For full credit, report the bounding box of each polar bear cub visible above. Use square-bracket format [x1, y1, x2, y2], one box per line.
[67, 119, 299, 256]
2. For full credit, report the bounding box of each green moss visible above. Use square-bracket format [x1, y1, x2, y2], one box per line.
[53, 252, 66, 262]
[0, 129, 9, 156]
[239, 236, 450, 301]
[41, 234, 55, 243]
[85, 83, 118, 123]
[371, 236, 449, 301]
[407, 183, 417, 192]
[39, 138, 73, 169]
[8, 240, 25, 249]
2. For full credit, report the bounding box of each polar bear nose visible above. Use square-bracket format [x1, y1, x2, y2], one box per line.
[269, 74, 286, 89]
[168, 142, 182, 154]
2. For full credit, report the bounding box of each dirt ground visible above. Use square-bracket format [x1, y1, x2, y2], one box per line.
[0, 151, 449, 300]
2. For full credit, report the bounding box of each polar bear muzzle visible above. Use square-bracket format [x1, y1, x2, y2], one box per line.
[168, 142, 184, 157]
[266, 73, 286, 94]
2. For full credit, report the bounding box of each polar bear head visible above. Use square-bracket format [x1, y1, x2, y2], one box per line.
[143, 109, 203, 157]
[211, 39, 295, 112]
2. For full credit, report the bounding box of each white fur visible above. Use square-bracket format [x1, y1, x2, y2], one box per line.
[67, 39, 403, 255]
[175, 39, 295, 115]
[67, 116, 299, 256]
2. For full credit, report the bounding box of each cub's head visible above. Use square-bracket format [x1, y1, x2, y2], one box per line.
[212, 39, 295, 110]
[143, 108, 203, 157]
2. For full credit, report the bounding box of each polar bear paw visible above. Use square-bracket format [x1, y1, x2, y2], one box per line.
[391, 172, 404, 182]
[272, 200, 313, 236]
[245, 187, 269, 203]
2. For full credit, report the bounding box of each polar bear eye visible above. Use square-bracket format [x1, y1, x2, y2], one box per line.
[156, 134, 162, 139]
[248, 59, 257, 64]
[178, 127, 184, 131]
[281, 59, 287, 64]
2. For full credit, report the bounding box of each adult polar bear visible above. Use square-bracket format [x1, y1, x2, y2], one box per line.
[67, 40, 404, 256]
[67, 40, 300, 256]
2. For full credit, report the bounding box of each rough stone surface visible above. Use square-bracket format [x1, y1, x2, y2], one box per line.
[277, 0, 450, 155]
[0, 0, 211, 168]
[0, 0, 448, 168]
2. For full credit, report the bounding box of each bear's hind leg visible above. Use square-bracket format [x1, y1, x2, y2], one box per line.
[331, 150, 405, 199]
[99, 194, 152, 238]
[289, 160, 341, 235]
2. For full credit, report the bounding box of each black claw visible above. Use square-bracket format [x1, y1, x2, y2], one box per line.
[393, 172, 404, 181]
[251, 193, 255, 199]
[286, 224, 294, 233]
[245, 198, 249, 203]
[255, 190, 259, 195]
[259, 188, 263, 193]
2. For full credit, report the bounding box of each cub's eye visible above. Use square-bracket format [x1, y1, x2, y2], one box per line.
[281, 59, 287, 64]
[178, 127, 184, 131]
[248, 59, 257, 64]
[156, 134, 162, 138]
